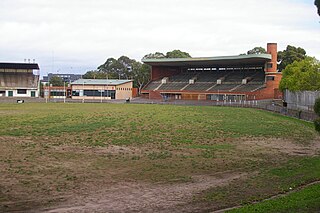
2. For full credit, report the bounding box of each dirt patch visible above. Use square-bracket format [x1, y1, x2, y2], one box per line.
[54, 144, 142, 156]
[236, 137, 320, 156]
[42, 172, 246, 213]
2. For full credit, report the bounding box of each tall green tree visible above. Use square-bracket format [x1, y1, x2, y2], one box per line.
[315, 0, 320, 16]
[132, 62, 151, 94]
[83, 56, 151, 94]
[97, 57, 132, 79]
[166, 50, 191, 58]
[278, 45, 307, 71]
[49, 76, 64, 86]
[143, 50, 191, 59]
[82, 70, 107, 79]
[247, 47, 267, 55]
[279, 57, 320, 91]
[143, 52, 166, 59]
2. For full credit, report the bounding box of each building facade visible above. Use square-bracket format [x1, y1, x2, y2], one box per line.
[0, 62, 40, 98]
[71, 79, 133, 100]
[141, 43, 282, 101]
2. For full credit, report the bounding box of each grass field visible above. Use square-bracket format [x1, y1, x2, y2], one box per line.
[0, 103, 319, 212]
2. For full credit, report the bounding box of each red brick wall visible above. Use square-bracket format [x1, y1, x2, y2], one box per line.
[266, 43, 278, 73]
[253, 73, 282, 99]
[132, 88, 139, 97]
[149, 91, 163, 99]
[151, 66, 181, 81]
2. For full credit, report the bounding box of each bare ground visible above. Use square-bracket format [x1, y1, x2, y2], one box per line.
[42, 172, 246, 213]
[1, 136, 320, 213]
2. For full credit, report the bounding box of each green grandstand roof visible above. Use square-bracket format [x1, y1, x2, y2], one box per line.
[71, 79, 132, 85]
[142, 54, 272, 67]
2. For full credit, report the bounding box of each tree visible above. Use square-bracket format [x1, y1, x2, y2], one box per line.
[314, 97, 320, 133]
[117, 56, 135, 78]
[132, 62, 151, 94]
[98, 57, 129, 79]
[166, 50, 191, 58]
[82, 70, 107, 79]
[314, 98, 320, 116]
[247, 47, 267, 55]
[278, 45, 307, 71]
[49, 76, 64, 86]
[279, 57, 320, 91]
[143, 52, 166, 59]
[143, 50, 191, 59]
[315, 0, 320, 16]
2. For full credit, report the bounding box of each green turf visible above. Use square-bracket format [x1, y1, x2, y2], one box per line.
[0, 103, 315, 142]
[228, 183, 320, 213]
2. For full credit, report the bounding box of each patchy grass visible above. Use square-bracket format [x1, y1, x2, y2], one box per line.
[0, 103, 318, 212]
[200, 156, 320, 210]
[0, 103, 315, 142]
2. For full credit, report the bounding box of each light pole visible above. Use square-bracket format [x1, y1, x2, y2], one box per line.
[63, 81, 66, 103]
[100, 85, 103, 103]
[82, 80, 85, 103]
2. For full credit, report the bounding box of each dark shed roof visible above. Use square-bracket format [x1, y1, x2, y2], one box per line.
[0, 63, 40, 70]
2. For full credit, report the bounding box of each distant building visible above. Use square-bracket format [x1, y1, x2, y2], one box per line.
[43, 86, 72, 99]
[71, 79, 133, 100]
[0, 62, 40, 97]
[42, 73, 82, 85]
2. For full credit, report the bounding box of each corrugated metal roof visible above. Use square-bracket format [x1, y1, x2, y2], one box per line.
[142, 54, 272, 67]
[71, 79, 133, 85]
[0, 62, 40, 70]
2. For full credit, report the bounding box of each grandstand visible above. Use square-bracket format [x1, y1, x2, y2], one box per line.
[142, 43, 282, 101]
[0, 62, 40, 97]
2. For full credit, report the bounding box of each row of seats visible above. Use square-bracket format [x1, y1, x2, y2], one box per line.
[143, 70, 266, 92]
[167, 70, 264, 83]
[0, 73, 39, 88]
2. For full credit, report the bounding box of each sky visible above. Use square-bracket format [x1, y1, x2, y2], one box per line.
[0, 0, 319, 77]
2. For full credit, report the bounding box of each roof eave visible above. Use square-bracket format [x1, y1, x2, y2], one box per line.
[142, 54, 272, 66]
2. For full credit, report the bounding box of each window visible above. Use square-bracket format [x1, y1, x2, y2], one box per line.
[267, 76, 275, 81]
[50, 91, 65, 96]
[17, 89, 27, 94]
[72, 90, 80, 96]
[83, 90, 116, 98]
[267, 63, 273, 69]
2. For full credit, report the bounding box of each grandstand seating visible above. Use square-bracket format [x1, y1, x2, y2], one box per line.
[144, 70, 266, 93]
[236, 82, 265, 92]
[208, 84, 239, 91]
[197, 71, 227, 82]
[183, 83, 215, 91]
[169, 72, 196, 82]
[144, 81, 162, 91]
[0, 72, 39, 88]
[157, 82, 188, 91]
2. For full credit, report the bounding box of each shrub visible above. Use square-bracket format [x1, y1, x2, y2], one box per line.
[314, 118, 320, 133]
[314, 98, 320, 116]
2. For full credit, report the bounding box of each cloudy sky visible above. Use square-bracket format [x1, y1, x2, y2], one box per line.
[0, 0, 319, 76]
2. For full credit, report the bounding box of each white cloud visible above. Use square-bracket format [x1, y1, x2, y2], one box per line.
[0, 0, 319, 75]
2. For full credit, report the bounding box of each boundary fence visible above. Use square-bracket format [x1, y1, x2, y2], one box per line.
[0, 97, 318, 122]
[284, 90, 320, 111]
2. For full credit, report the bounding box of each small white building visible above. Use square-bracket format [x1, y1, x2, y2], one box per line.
[71, 79, 133, 100]
[0, 62, 40, 97]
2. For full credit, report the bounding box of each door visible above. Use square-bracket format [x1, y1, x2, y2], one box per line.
[8, 91, 13, 97]
[31, 91, 36, 97]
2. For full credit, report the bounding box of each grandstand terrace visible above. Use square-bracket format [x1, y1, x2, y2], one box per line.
[142, 43, 282, 101]
[0, 62, 40, 97]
